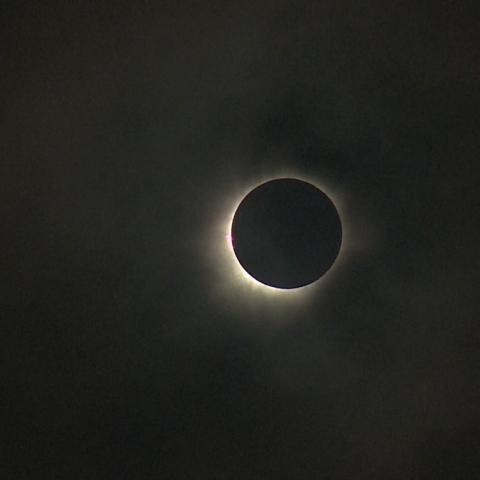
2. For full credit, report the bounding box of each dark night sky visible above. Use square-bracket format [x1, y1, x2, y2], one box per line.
[2, 1, 480, 478]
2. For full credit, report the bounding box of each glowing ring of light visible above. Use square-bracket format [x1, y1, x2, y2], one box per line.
[194, 162, 366, 322]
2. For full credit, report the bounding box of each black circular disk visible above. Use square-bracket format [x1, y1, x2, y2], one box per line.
[231, 178, 342, 289]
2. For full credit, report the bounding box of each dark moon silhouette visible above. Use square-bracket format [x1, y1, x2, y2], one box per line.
[231, 178, 342, 289]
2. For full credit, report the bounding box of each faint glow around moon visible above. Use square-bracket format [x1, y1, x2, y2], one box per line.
[198, 162, 373, 322]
